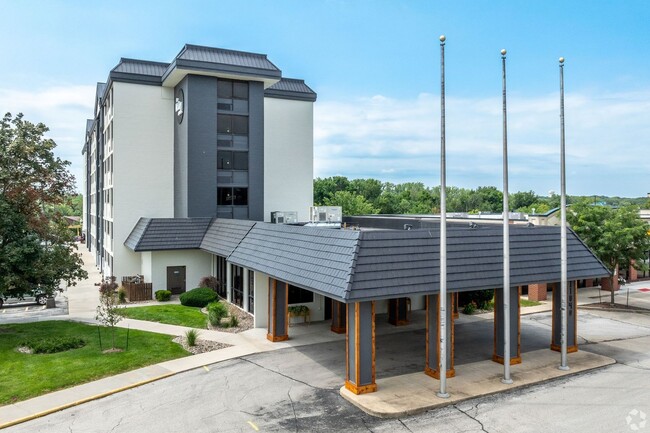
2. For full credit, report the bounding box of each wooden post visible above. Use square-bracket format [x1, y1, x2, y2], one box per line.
[266, 278, 289, 342]
[425, 293, 455, 379]
[331, 299, 346, 334]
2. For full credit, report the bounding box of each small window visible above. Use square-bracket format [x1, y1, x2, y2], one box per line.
[217, 114, 231, 134]
[217, 80, 233, 99]
[288, 285, 314, 304]
[233, 188, 248, 205]
[233, 152, 248, 170]
[217, 151, 232, 169]
[217, 188, 233, 205]
[232, 116, 248, 135]
[233, 82, 248, 99]
[217, 102, 232, 111]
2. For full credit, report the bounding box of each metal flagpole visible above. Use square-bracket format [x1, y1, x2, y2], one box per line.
[559, 56, 570, 371]
[501, 49, 513, 384]
[437, 34, 450, 398]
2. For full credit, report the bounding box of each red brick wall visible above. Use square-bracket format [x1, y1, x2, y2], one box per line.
[629, 262, 638, 282]
[584, 279, 594, 288]
[528, 283, 548, 301]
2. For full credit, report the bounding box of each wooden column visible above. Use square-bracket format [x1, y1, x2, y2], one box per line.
[493, 286, 522, 365]
[452, 292, 459, 319]
[425, 293, 455, 379]
[345, 301, 376, 394]
[551, 280, 578, 352]
[266, 279, 289, 342]
[331, 299, 346, 334]
[388, 297, 410, 326]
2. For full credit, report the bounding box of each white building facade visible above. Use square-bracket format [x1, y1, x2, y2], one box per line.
[83, 44, 316, 281]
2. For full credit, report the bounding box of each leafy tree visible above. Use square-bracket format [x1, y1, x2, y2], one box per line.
[0, 113, 87, 297]
[510, 190, 538, 211]
[349, 178, 382, 205]
[313, 176, 351, 205]
[567, 201, 650, 304]
[323, 190, 378, 215]
[96, 279, 123, 350]
[475, 186, 503, 213]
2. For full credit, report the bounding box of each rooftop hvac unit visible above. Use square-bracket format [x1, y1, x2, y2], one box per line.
[271, 211, 298, 224]
[309, 206, 342, 223]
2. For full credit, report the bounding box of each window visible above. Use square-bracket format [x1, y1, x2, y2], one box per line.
[218, 187, 248, 206]
[217, 114, 248, 135]
[218, 80, 248, 100]
[218, 151, 248, 170]
[248, 270, 254, 314]
[288, 285, 313, 304]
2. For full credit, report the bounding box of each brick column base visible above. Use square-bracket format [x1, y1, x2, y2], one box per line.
[584, 279, 594, 288]
[601, 277, 619, 292]
[528, 283, 548, 301]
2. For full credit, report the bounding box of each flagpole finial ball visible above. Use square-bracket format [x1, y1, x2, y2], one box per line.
[501, 49, 507, 56]
[440, 35, 446, 42]
[559, 57, 565, 63]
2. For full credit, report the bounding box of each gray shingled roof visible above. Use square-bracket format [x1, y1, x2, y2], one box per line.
[112, 58, 169, 76]
[200, 219, 256, 257]
[227, 223, 360, 299]
[265, 78, 317, 101]
[124, 218, 212, 251]
[346, 225, 610, 302]
[178, 45, 280, 72]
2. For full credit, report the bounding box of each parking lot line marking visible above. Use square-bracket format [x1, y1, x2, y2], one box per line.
[25, 307, 29, 311]
[203, 366, 210, 372]
[247, 421, 259, 431]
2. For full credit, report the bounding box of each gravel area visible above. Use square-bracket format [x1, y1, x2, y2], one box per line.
[172, 336, 232, 355]
[203, 301, 254, 334]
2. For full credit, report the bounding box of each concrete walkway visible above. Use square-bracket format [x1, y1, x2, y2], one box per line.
[1, 246, 647, 427]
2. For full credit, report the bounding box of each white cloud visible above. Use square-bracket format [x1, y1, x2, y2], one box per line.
[0, 85, 96, 191]
[314, 90, 650, 196]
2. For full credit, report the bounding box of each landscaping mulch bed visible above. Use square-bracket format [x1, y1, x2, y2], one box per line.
[172, 336, 232, 355]
[203, 301, 254, 334]
[580, 302, 650, 312]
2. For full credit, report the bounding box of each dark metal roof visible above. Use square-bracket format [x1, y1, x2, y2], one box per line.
[124, 218, 610, 303]
[177, 45, 280, 72]
[200, 219, 256, 257]
[112, 58, 169, 76]
[227, 223, 360, 300]
[265, 78, 317, 101]
[124, 218, 212, 252]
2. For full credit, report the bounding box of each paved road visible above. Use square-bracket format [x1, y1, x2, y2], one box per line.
[5, 305, 650, 433]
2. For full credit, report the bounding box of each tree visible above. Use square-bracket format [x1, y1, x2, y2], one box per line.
[0, 113, 87, 297]
[510, 190, 538, 211]
[567, 201, 650, 304]
[96, 278, 123, 350]
[323, 190, 378, 216]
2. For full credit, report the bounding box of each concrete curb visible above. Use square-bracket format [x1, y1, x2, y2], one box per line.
[0, 372, 175, 430]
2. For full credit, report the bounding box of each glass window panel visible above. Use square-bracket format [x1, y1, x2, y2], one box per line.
[233, 152, 248, 170]
[218, 80, 233, 99]
[217, 151, 232, 169]
[217, 187, 233, 205]
[232, 187, 248, 205]
[233, 82, 248, 100]
[217, 114, 232, 133]
[232, 115, 248, 135]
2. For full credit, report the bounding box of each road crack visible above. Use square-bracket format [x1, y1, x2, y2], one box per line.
[240, 358, 335, 392]
[287, 387, 298, 433]
[398, 418, 413, 432]
[454, 404, 488, 433]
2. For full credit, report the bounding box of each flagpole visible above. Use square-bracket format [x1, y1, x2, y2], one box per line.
[437, 34, 450, 398]
[501, 48, 513, 384]
[559, 56, 570, 371]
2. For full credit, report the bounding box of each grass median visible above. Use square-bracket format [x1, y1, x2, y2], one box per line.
[0, 321, 189, 405]
[118, 305, 208, 328]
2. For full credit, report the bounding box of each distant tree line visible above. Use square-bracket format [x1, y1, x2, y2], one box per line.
[314, 176, 650, 216]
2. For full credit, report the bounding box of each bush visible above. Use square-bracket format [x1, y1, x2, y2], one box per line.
[198, 276, 220, 293]
[459, 289, 495, 311]
[20, 336, 86, 354]
[155, 290, 172, 302]
[229, 315, 239, 328]
[185, 329, 200, 347]
[462, 302, 476, 315]
[179, 287, 217, 307]
[207, 301, 229, 326]
[117, 287, 127, 304]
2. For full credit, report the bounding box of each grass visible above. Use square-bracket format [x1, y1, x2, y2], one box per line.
[520, 299, 542, 307]
[0, 321, 188, 405]
[118, 304, 207, 329]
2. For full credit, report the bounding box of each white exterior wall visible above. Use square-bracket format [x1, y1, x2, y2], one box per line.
[288, 292, 326, 324]
[263, 98, 313, 222]
[112, 83, 175, 279]
[142, 250, 212, 295]
[253, 272, 269, 328]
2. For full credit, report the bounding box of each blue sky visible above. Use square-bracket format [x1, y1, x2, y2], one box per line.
[1, 0, 648, 197]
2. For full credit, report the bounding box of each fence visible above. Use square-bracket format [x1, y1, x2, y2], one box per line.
[122, 276, 152, 302]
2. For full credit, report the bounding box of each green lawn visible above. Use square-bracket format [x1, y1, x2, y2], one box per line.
[119, 304, 207, 328]
[0, 321, 188, 405]
[520, 299, 542, 307]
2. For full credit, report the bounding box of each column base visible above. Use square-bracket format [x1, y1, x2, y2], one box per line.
[424, 366, 455, 379]
[344, 380, 377, 395]
[266, 333, 289, 342]
[330, 325, 346, 334]
[550, 344, 578, 353]
[492, 354, 522, 365]
[388, 319, 410, 326]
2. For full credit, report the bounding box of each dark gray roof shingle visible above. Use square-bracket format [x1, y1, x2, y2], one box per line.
[200, 219, 256, 257]
[112, 58, 169, 76]
[265, 78, 317, 102]
[178, 45, 280, 72]
[124, 218, 212, 252]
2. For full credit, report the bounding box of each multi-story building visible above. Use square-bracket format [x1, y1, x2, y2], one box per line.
[82, 44, 316, 279]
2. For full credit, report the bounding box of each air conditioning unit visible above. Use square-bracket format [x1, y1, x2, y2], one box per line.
[271, 211, 298, 224]
[309, 206, 342, 223]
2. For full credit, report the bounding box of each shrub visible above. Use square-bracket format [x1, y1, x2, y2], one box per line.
[155, 290, 172, 302]
[462, 302, 476, 315]
[207, 301, 229, 326]
[198, 276, 221, 293]
[229, 315, 239, 328]
[117, 287, 127, 304]
[20, 336, 86, 354]
[459, 289, 495, 311]
[179, 287, 217, 307]
[185, 329, 200, 347]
